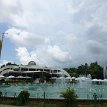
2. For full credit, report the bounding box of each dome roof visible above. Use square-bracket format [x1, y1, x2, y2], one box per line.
[28, 61, 36, 65]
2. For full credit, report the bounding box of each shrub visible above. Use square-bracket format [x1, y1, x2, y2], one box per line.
[0, 91, 2, 103]
[0, 91, 2, 97]
[16, 90, 30, 105]
[60, 87, 77, 107]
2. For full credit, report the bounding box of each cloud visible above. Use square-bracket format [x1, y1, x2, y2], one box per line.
[16, 45, 72, 67]
[0, 0, 22, 23]
[1, 0, 107, 67]
[16, 47, 38, 65]
[0, 60, 14, 66]
[6, 28, 48, 48]
[47, 45, 71, 62]
[86, 40, 105, 54]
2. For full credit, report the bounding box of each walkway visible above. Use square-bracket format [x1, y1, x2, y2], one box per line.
[0, 105, 29, 107]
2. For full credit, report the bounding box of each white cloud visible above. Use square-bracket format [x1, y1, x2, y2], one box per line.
[16, 46, 72, 66]
[67, 0, 84, 15]
[6, 28, 47, 48]
[16, 47, 39, 65]
[0, 0, 22, 23]
[0, 60, 14, 66]
[1, 0, 107, 67]
[47, 45, 71, 62]
[16, 47, 30, 64]
[16, 47, 53, 67]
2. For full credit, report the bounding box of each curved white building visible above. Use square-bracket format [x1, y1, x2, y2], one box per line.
[0, 61, 71, 82]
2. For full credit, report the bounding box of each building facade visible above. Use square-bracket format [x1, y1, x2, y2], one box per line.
[0, 61, 71, 82]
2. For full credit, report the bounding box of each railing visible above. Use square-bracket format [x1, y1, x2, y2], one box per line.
[0, 83, 107, 99]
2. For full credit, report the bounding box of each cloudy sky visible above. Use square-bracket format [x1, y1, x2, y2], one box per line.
[0, 0, 107, 67]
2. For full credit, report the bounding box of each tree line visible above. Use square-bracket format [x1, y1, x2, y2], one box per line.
[64, 62, 104, 79]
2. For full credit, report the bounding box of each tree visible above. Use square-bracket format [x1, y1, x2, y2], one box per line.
[16, 90, 30, 105]
[64, 62, 103, 79]
[77, 63, 89, 76]
[89, 62, 103, 79]
[64, 68, 77, 77]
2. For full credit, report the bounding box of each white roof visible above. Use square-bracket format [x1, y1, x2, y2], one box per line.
[22, 71, 42, 73]
[71, 77, 76, 79]
[16, 76, 24, 78]
[66, 77, 72, 79]
[92, 79, 103, 81]
[24, 76, 31, 78]
[7, 75, 15, 79]
[16, 76, 31, 78]
[0, 75, 5, 78]
[57, 77, 65, 79]
[22, 71, 48, 73]
[76, 77, 91, 80]
[104, 79, 107, 81]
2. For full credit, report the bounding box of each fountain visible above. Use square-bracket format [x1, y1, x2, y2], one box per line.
[103, 66, 107, 79]
[1, 75, 107, 100]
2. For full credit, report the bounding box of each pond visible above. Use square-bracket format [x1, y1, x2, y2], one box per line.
[0, 81, 107, 99]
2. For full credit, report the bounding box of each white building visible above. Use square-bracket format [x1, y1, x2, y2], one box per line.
[0, 61, 71, 82]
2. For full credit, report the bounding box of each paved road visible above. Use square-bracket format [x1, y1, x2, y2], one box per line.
[0, 105, 29, 107]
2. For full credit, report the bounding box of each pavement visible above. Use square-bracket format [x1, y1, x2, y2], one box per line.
[0, 105, 28, 107]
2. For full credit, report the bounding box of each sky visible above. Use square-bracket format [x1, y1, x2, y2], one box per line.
[0, 0, 107, 67]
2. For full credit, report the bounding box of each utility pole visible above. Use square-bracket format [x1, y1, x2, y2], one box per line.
[0, 32, 8, 57]
[2, 32, 8, 42]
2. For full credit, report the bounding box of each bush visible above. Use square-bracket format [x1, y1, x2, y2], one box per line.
[0, 91, 2, 97]
[0, 91, 2, 103]
[16, 90, 30, 105]
[60, 87, 77, 107]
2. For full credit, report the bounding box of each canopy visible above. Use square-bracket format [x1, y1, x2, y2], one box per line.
[71, 77, 76, 79]
[15, 76, 32, 79]
[66, 77, 72, 79]
[57, 77, 65, 79]
[0, 75, 5, 78]
[6, 75, 15, 79]
[24, 76, 31, 78]
[22, 71, 42, 73]
[16, 76, 24, 78]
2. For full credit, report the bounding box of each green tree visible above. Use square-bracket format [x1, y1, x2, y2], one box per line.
[64, 62, 103, 79]
[77, 63, 89, 76]
[16, 90, 30, 105]
[89, 62, 103, 79]
[64, 68, 77, 77]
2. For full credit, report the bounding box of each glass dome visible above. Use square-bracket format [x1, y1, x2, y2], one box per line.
[28, 61, 36, 65]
